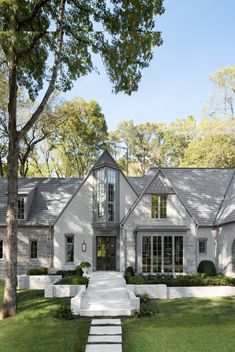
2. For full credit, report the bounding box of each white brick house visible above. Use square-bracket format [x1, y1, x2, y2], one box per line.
[0, 150, 235, 279]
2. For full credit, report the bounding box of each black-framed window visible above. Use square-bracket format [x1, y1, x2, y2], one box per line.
[18, 197, 25, 220]
[142, 235, 183, 273]
[107, 169, 116, 222]
[198, 239, 207, 254]
[0, 240, 3, 259]
[65, 235, 74, 263]
[151, 195, 167, 219]
[30, 240, 37, 259]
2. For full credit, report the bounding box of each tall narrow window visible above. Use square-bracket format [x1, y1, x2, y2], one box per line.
[108, 169, 116, 222]
[153, 236, 162, 273]
[0, 240, 3, 259]
[198, 239, 207, 254]
[175, 236, 183, 273]
[142, 236, 151, 273]
[232, 239, 235, 273]
[30, 240, 37, 259]
[164, 236, 173, 273]
[96, 169, 105, 219]
[151, 195, 167, 219]
[18, 197, 25, 219]
[65, 236, 74, 263]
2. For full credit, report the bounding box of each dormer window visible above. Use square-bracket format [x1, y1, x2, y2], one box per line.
[18, 197, 25, 220]
[151, 195, 167, 219]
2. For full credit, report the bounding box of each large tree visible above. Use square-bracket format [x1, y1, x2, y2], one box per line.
[0, 0, 165, 317]
[35, 98, 108, 177]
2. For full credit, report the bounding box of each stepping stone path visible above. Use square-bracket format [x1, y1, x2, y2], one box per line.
[85, 318, 122, 352]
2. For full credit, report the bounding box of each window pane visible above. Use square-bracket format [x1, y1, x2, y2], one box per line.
[66, 236, 74, 262]
[96, 169, 105, 219]
[142, 236, 151, 273]
[107, 169, 116, 222]
[0, 240, 3, 259]
[175, 236, 183, 273]
[199, 240, 206, 254]
[151, 195, 159, 218]
[153, 236, 162, 273]
[164, 236, 172, 273]
[30, 241, 38, 259]
[160, 196, 167, 218]
[18, 197, 25, 219]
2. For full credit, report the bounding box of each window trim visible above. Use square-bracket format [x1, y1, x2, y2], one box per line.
[0, 240, 3, 260]
[151, 194, 167, 219]
[18, 196, 27, 220]
[30, 240, 38, 259]
[141, 234, 184, 274]
[65, 234, 74, 264]
[198, 238, 207, 255]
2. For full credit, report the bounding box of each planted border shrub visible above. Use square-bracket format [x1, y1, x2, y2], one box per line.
[127, 274, 235, 286]
[55, 303, 75, 320]
[55, 270, 76, 277]
[27, 267, 48, 275]
[55, 276, 88, 285]
[125, 266, 135, 283]
[198, 260, 217, 276]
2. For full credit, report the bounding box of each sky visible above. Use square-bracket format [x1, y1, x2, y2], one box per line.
[62, 0, 235, 131]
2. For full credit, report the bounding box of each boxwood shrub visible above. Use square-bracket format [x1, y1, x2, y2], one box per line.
[197, 260, 217, 276]
[27, 267, 48, 275]
[55, 276, 88, 285]
[127, 274, 235, 286]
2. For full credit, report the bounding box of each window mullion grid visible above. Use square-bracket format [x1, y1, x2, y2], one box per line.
[161, 235, 164, 273]
[172, 235, 175, 274]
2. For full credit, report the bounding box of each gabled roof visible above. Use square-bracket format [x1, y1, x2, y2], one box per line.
[127, 168, 235, 226]
[0, 178, 82, 226]
[214, 171, 235, 225]
[92, 150, 120, 170]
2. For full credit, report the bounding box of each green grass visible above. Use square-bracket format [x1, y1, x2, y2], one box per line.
[0, 282, 90, 352]
[123, 297, 235, 352]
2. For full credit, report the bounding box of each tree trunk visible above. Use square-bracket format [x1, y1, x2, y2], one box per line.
[2, 61, 19, 318]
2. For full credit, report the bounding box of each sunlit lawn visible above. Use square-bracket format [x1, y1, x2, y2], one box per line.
[123, 296, 235, 352]
[0, 282, 90, 352]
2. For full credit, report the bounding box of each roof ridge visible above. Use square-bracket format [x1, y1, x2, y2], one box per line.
[214, 170, 235, 225]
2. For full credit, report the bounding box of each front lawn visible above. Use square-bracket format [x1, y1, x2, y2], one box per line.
[0, 282, 90, 352]
[123, 297, 235, 352]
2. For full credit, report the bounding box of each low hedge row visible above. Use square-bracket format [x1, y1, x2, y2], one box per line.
[55, 276, 88, 285]
[127, 274, 235, 286]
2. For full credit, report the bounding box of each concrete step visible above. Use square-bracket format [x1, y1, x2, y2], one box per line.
[88, 335, 122, 343]
[85, 344, 122, 352]
[79, 308, 132, 316]
[91, 319, 121, 325]
[89, 326, 122, 335]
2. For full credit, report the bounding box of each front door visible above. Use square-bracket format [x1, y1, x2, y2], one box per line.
[96, 236, 116, 271]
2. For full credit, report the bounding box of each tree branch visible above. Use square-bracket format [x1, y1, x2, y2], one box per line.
[17, 0, 51, 30]
[16, 31, 47, 61]
[17, 0, 66, 141]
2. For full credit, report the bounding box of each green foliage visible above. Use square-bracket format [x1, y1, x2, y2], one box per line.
[75, 266, 83, 277]
[55, 276, 88, 285]
[78, 262, 91, 269]
[127, 274, 235, 286]
[0, 1, 164, 100]
[54, 303, 75, 320]
[139, 292, 151, 303]
[55, 270, 76, 277]
[139, 302, 158, 317]
[45, 98, 109, 177]
[27, 267, 48, 275]
[197, 261, 217, 276]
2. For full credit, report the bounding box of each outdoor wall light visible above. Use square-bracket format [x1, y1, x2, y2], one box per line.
[82, 241, 86, 252]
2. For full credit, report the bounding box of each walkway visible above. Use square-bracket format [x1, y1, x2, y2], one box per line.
[79, 271, 134, 316]
[85, 318, 122, 352]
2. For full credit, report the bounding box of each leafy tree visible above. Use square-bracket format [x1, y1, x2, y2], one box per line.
[42, 98, 108, 177]
[162, 116, 196, 166]
[0, 0, 164, 317]
[181, 117, 235, 167]
[203, 65, 235, 118]
[110, 120, 165, 175]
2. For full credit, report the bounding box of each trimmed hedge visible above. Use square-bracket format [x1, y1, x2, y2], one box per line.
[27, 267, 48, 275]
[55, 276, 88, 285]
[127, 274, 235, 286]
[198, 260, 217, 276]
[55, 270, 77, 277]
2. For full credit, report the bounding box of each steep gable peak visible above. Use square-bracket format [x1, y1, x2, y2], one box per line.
[93, 150, 120, 170]
[145, 169, 174, 194]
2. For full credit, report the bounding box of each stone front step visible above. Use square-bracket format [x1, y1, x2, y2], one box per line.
[79, 308, 132, 316]
[88, 335, 122, 343]
[91, 319, 121, 325]
[85, 345, 122, 352]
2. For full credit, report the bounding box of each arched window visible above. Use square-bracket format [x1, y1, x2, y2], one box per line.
[232, 239, 235, 273]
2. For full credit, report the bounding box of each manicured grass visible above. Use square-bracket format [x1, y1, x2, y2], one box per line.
[0, 282, 90, 352]
[123, 297, 235, 352]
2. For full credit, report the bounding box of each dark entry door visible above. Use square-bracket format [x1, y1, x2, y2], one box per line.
[96, 236, 116, 271]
